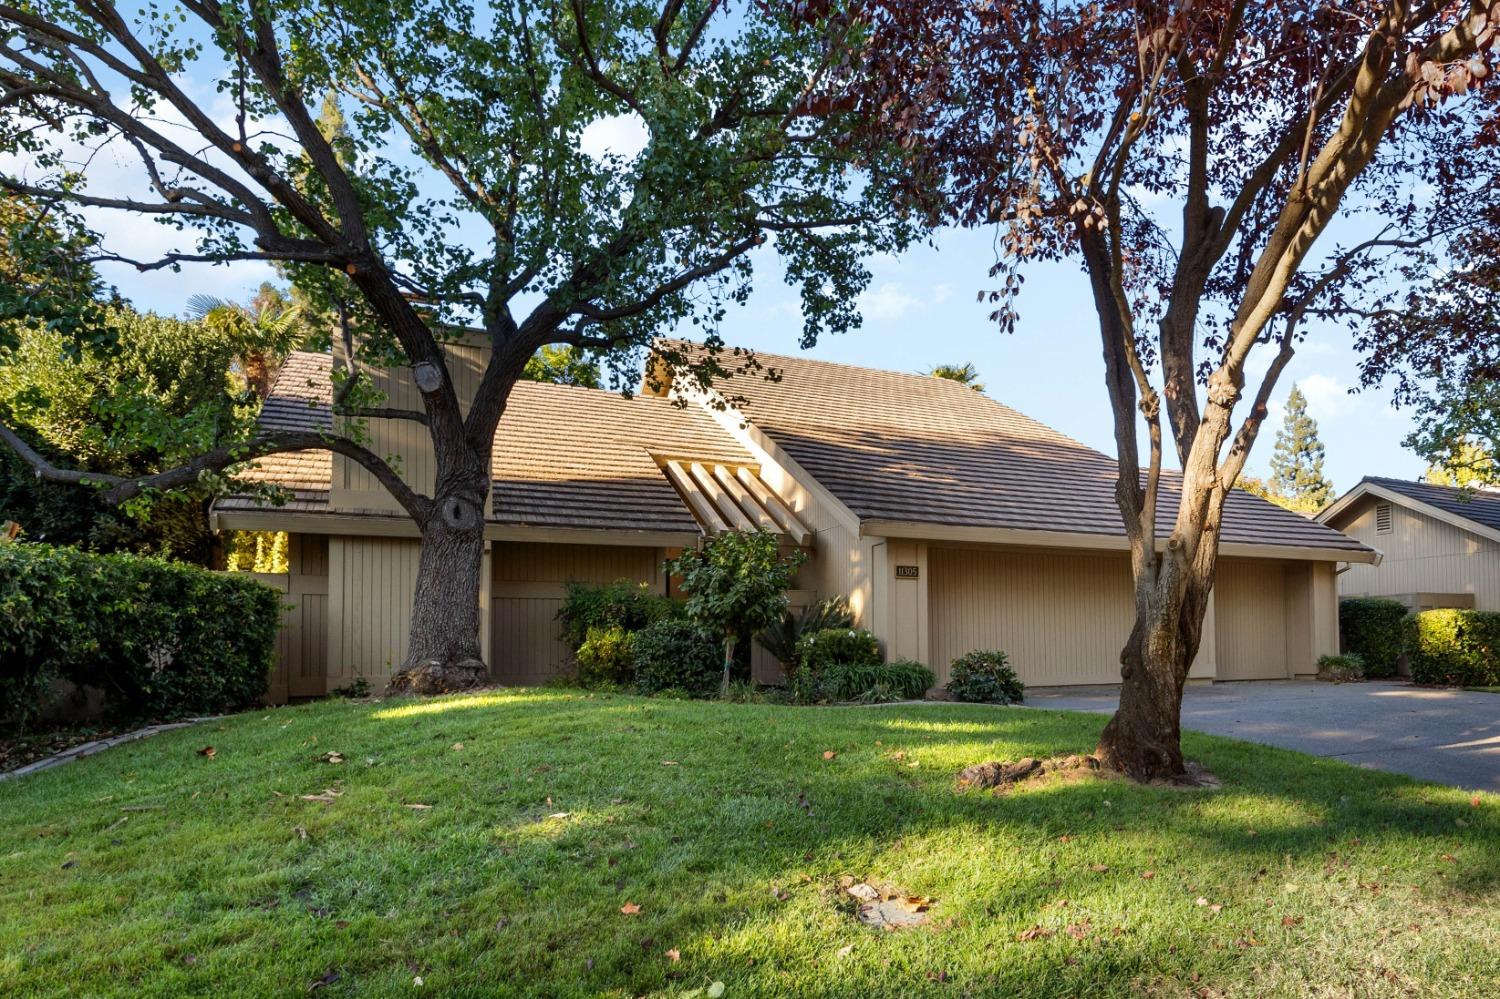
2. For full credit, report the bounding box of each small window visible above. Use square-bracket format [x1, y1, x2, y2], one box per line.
[1375, 501, 1393, 534]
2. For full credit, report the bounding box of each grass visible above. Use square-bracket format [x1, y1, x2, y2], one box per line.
[1463, 686, 1500, 694]
[2, 690, 1498, 998]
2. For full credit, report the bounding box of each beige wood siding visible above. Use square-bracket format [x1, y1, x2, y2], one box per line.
[490, 542, 664, 685]
[328, 536, 422, 688]
[1214, 558, 1289, 680]
[253, 533, 329, 703]
[1336, 499, 1500, 610]
[927, 547, 1137, 687]
[330, 340, 491, 514]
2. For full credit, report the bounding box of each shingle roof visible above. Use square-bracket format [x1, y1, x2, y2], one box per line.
[227, 351, 752, 535]
[659, 340, 1372, 554]
[1352, 476, 1500, 534]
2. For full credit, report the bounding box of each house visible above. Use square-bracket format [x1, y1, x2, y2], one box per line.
[1317, 476, 1500, 612]
[215, 341, 1378, 701]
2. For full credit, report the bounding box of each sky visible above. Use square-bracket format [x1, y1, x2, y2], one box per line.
[31, 53, 1432, 498]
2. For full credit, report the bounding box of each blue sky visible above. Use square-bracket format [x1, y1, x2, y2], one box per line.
[98, 217, 1425, 495]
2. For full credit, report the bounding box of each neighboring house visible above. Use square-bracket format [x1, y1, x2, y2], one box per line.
[1317, 476, 1500, 612]
[217, 340, 1377, 701]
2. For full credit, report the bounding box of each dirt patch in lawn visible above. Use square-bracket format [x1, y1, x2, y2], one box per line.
[956, 754, 1220, 793]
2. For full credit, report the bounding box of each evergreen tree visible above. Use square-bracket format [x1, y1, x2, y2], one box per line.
[1266, 385, 1334, 514]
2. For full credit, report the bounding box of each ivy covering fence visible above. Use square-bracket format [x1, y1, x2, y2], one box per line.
[0, 542, 282, 728]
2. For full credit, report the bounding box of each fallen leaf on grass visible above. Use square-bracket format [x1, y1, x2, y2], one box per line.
[1281, 916, 1303, 927]
[846, 883, 880, 902]
[546, 812, 570, 820]
[660, 760, 679, 766]
[300, 789, 343, 804]
[620, 902, 641, 915]
[197, 746, 216, 758]
[836, 944, 854, 958]
[404, 803, 432, 810]
[1141, 870, 1156, 880]
[316, 751, 344, 765]
[1089, 864, 1110, 873]
[665, 948, 680, 963]
[1017, 926, 1053, 941]
[293, 826, 308, 840]
[707, 983, 726, 998]
[823, 751, 837, 760]
[307, 969, 340, 991]
[451, 742, 464, 751]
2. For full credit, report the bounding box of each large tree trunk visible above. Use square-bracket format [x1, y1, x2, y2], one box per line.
[1095, 615, 1191, 778]
[386, 455, 492, 696]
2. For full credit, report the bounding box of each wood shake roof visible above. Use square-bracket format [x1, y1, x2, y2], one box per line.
[660, 340, 1372, 555]
[1321, 476, 1500, 539]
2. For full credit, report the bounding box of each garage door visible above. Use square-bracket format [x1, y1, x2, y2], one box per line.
[928, 547, 1135, 687]
[1214, 559, 1288, 680]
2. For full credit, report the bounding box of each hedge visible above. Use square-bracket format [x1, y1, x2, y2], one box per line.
[1338, 597, 1409, 678]
[0, 542, 283, 728]
[1407, 609, 1500, 687]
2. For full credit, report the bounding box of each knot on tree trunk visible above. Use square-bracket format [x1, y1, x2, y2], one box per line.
[386, 658, 490, 697]
[440, 495, 480, 531]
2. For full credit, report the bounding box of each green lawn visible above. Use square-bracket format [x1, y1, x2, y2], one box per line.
[2, 691, 1497, 998]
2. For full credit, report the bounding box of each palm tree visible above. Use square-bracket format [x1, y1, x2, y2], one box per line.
[186, 287, 304, 399]
[925, 362, 985, 393]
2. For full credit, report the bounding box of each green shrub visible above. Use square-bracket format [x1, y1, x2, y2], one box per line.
[1315, 653, 1365, 684]
[0, 542, 281, 728]
[945, 650, 1025, 704]
[556, 579, 676, 652]
[797, 627, 881, 674]
[820, 659, 935, 703]
[757, 596, 855, 673]
[1408, 609, 1500, 687]
[575, 625, 636, 688]
[1338, 597, 1410, 678]
[631, 618, 723, 698]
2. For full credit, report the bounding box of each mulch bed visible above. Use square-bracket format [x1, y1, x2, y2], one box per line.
[956, 754, 1220, 793]
[0, 725, 132, 774]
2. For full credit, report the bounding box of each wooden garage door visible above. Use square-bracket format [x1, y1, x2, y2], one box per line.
[1214, 559, 1288, 680]
[928, 547, 1135, 687]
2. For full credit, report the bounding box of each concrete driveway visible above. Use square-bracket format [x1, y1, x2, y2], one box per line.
[1026, 680, 1500, 792]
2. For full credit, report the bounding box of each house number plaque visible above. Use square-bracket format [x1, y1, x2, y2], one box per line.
[895, 565, 920, 579]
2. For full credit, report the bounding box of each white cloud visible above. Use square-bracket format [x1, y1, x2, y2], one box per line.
[579, 113, 650, 160]
[931, 283, 954, 305]
[1295, 373, 1353, 420]
[857, 282, 920, 322]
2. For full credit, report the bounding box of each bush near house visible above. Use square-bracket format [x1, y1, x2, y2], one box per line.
[1315, 653, 1366, 684]
[557, 580, 677, 651]
[945, 650, 1025, 704]
[1407, 609, 1500, 687]
[0, 542, 281, 728]
[819, 659, 935, 703]
[574, 626, 637, 688]
[756, 596, 855, 674]
[1338, 597, 1410, 678]
[631, 618, 723, 698]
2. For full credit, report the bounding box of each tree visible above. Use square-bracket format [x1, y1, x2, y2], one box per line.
[0, 195, 115, 349]
[0, 1, 916, 693]
[665, 531, 806, 696]
[522, 345, 602, 388]
[1265, 385, 1335, 513]
[0, 308, 262, 562]
[1359, 176, 1500, 491]
[925, 362, 985, 392]
[186, 287, 306, 398]
[849, 1, 1500, 777]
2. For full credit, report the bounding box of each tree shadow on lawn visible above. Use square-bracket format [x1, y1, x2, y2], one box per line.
[2, 691, 1497, 998]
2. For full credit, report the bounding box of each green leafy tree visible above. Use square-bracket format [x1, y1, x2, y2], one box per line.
[1264, 385, 1335, 514]
[0, 1, 916, 694]
[0, 309, 261, 561]
[924, 362, 985, 393]
[0, 195, 115, 350]
[665, 531, 806, 697]
[522, 345, 601, 388]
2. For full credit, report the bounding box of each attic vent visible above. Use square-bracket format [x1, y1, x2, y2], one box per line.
[1375, 501, 1393, 535]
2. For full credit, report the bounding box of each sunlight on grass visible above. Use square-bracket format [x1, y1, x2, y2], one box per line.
[2, 693, 1497, 997]
[369, 689, 558, 719]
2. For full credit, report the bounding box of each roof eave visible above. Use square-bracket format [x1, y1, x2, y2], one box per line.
[860, 518, 1379, 564]
[1317, 480, 1500, 548]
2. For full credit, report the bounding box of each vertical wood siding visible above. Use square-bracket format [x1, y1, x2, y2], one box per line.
[328, 536, 422, 688]
[1214, 558, 1289, 680]
[490, 543, 664, 685]
[927, 547, 1137, 686]
[256, 533, 329, 702]
[1336, 499, 1500, 610]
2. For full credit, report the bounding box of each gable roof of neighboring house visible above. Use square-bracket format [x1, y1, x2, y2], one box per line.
[222, 351, 753, 536]
[1318, 476, 1500, 544]
[656, 340, 1374, 558]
